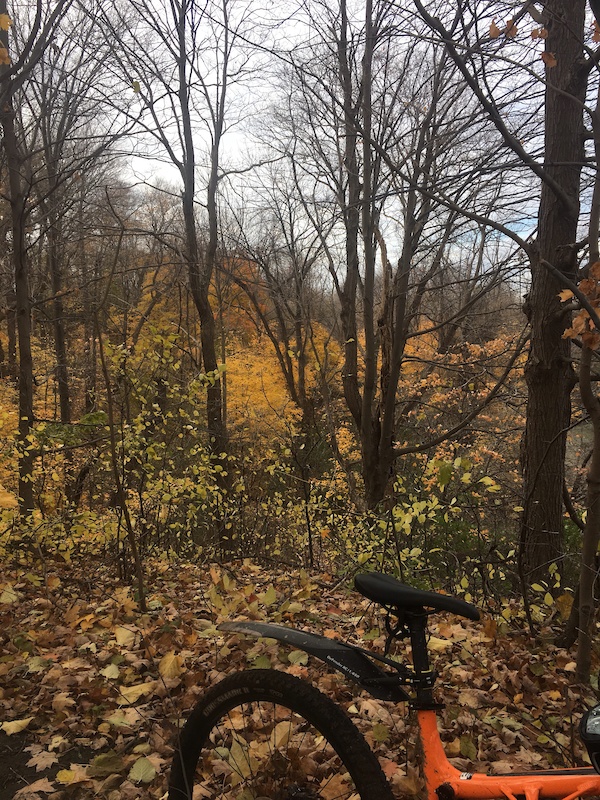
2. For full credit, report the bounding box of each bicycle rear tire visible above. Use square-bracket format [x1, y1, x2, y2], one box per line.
[168, 669, 394, 800]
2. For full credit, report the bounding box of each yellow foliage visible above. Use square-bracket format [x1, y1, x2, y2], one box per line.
[227, 339, 301, 438]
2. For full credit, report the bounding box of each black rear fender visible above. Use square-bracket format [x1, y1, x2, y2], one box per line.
[218, 621, 410, 702]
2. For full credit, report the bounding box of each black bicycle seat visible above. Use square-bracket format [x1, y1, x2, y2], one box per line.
[354, 572, 480, 621]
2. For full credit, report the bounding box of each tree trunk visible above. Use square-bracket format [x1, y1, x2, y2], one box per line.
[575, 346, 600, 683]
[519, 0, 586, 584]
[47, 219, 71, 424]
[0, 14, 35, 515]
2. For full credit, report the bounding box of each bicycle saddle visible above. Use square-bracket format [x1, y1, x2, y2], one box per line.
[354, 572, 480, 621]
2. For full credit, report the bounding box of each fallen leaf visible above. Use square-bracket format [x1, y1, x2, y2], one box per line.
[117, 680, 157, 705]
[89, 750, 126, 777]
[100, 663, 120, 679]
[26, 751, 59, 772]
[14, 778, 55, 798]
[52, 692, 75, 713]
[115, 626, 137, 647]
[0, 583, 18, 604]
[129, 756, 157, 783]
[159, 651, 184, 679]
[2, 717, 34, 735]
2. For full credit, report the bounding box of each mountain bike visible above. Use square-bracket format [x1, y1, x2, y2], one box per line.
[168, 571, 600, 800]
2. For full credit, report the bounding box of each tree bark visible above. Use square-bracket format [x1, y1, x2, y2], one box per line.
[0, 5, 35, 515]
[519, 0, 586, 584]
[574, 346, 600, 682]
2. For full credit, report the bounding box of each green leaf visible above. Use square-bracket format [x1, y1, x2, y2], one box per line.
[460, 735, 477, 761]
[129, 756, 156, 784]
[250, 655, 272, 669]
[372, 723, 390, 742]
[89, 750, 126, 777]
[262, 585, 277, 606]
[288, 650, 308, 666]
[438, 462, 453, 487]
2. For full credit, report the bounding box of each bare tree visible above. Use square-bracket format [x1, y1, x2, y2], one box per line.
[0, 0, 73, 514]
[268, 0, 524, 508]
[100, 0, 262, 464]
[412, 0, 588, 585]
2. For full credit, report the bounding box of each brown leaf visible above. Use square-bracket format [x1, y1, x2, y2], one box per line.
[594, 21, 600, 43]
[489, 20, 501, 39]
[583, 330, 600, 350]
[581, 278, 599, 295]
[590, 261, 600, 279]
[52, 691, 75, 713]
[572, 312, 589, 335]
[541, 52, 557, 68]
[505, 19, 517, 38]
[14, 778, 55, 798]
[26, 751, 59, 772]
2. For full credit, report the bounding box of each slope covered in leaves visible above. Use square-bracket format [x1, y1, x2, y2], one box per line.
[0, 560, 597, 799]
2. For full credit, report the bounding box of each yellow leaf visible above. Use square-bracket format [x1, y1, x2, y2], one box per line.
[428, 636, 452, 652]
[270, 720, 292, 749]
[0, 584, 18, 604]
[56, 769, 76, 784]
[115, 626, 136, 647]
[100, 663, 120, 679]
[556, 593, 573, 620]
[2, 717, 34, 735]
[0, 13, 12, 30]
[558, 289, 574, 302]
[117, 680, 157, 705]
[158, 651, 183, 679]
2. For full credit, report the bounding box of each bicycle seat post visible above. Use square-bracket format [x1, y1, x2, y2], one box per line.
[407, 610, 436, 709]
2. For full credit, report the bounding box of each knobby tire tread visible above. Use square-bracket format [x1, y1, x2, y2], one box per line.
[168, 669, 394, 800]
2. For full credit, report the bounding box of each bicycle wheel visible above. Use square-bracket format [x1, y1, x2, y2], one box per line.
[168, 669, 394, 800]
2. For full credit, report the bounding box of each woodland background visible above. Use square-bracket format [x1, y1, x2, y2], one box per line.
[2, 0, 600, 796]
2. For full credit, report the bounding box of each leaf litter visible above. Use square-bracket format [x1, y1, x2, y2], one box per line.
[0, 559, 597, 799]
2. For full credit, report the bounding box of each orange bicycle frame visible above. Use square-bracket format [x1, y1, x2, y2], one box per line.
[418, 710, 600, 800]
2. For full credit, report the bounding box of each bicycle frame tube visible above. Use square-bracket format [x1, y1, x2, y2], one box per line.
[418, 710, 600, 800]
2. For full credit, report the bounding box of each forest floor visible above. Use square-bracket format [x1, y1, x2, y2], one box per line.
[0, 556, 598, 799]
